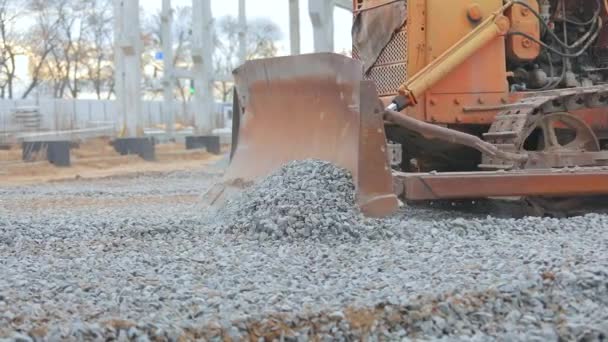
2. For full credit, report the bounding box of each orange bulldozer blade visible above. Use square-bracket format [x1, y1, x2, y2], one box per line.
[212, 53, 398, 217]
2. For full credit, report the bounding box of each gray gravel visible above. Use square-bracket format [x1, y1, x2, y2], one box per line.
[213, 160, 393, 242]
[1, 161, 608, 341]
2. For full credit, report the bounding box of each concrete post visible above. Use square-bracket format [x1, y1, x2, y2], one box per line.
[238, 0, 247, 65]
[309, 0, 334, 52]
[289, 0, 300, 55]
[113, 0, 142, 137]
[161, 0, 175, 140]
[192, 0, 215, 134]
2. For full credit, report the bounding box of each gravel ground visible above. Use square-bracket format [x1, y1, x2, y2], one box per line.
[1, 161, 608, 341]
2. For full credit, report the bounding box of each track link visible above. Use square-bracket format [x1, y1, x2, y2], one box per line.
[481, 85, 608, 170]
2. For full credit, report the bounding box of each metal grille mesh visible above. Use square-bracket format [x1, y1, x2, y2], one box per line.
[369, 27, 407, 96]
[353, 23, 408, 97]
[375, 29, 408, 67]
[366, 62, 407, 96]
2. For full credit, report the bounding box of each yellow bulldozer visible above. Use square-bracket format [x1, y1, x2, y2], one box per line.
[223, 0, 608, 217]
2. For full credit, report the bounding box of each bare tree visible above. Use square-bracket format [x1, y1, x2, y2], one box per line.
[23, 0, 114, 99]
[0, 0, 21, 98]
[45, 0, 92, 99]
[142, 5, 192, 115]
[0, 2, 282, 101]
[214, 16, 281, 102]
[83, 0, 114, 99]
[21, 0, 64, 99]
[143, 11, 281, 104]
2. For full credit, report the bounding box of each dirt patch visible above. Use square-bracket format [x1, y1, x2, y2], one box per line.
[3, 194, 200, 212]
[0, 138, 225, 186]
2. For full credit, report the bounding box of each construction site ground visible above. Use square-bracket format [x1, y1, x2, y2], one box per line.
[1, 149, 607, 340]
[0, 138, 225, 186]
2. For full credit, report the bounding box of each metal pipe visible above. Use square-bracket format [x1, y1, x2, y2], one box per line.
[17, 126, 116, 142]
[384, 109, 527, 162]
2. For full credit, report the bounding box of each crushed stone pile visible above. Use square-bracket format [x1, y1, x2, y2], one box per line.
[213, 159, 395, 241]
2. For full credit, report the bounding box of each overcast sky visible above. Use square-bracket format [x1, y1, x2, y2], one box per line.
[145, 0, 353, 55]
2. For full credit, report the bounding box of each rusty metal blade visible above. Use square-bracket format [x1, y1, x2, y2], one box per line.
[228, 53, 363, 181]
[357, 80, 401, 217]
[225, 53, 398, 217]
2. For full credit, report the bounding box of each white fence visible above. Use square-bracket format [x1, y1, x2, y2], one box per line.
[0, 99, 228, 136]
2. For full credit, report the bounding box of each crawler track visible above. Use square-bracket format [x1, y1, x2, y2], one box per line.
[482, 85, 608, 169]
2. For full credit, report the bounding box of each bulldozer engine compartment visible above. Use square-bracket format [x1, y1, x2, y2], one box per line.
[506, 0, 608, 92]
[353, 0, 608, 102]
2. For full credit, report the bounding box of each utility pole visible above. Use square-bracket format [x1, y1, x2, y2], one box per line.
[289, 0, 300, 55]
[161, 0, 175, 140]
[238, 0, 247, 64]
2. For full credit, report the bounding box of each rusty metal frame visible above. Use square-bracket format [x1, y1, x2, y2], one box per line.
[396, 1, 513, 106]
[395, 168, 608, 201]
[384, 108, 527, 163]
